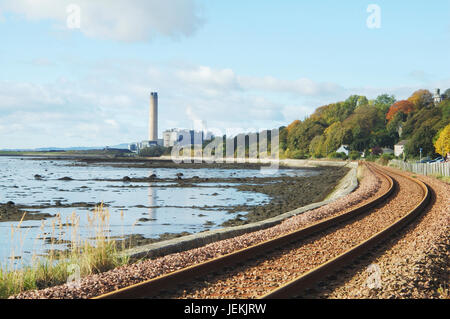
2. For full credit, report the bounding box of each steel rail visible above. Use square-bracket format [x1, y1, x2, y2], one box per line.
[93, 162, 395, 299]
[260, 164, 431, 299]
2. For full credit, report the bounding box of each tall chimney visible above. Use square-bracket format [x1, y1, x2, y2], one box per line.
[149, 92, 158, 141]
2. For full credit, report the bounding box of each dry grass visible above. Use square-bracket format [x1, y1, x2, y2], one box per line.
[437, 285, 449, 299]
[0, 204, 129, 299]
[429, 173, 450, 184]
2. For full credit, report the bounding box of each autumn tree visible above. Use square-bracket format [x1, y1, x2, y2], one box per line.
[279, 126, 288, 151]
[386, 111, 403, 137]
[309, 135, 326, 158]
[440, 99, 450, 121]
[403, 107, 446, 157]
[312, 95, 361, 126]
[402, 106, 445, 139]
[408, 89, 433, 109]
[405, 123, 439, 157]
[286, 120, 301, 133]
[322, 121, 345, 154]
[280, 90, 445, 160]
[386, 100, 414, 122]
[286, 117, 326, 154]
[434, 124, 450, 157]
[343, 105, 379, 151]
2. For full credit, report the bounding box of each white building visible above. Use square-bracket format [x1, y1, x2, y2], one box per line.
[128, 143, 138, 153]
[163, 129, 180, 148]
[129, 140, 163, 153]
[336, 145, 350, 156]
[394, 140, 408, 157]
[433, 88, 444, 105]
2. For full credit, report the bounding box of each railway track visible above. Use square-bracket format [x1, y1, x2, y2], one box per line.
[93, 163, 431, 299]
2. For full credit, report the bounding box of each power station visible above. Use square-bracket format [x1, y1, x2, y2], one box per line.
[128, 91, 214, 153]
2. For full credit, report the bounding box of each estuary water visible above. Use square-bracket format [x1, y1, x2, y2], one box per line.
[0, 156, 319, 266]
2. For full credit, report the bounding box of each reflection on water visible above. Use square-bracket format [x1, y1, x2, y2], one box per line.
[0, 157, 318, 266]
[148, 184, 156, 220]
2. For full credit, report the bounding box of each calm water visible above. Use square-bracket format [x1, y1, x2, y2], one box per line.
[0, 156, 318, 265]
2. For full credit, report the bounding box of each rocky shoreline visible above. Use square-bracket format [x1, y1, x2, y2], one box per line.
[0, 157, 349, 251]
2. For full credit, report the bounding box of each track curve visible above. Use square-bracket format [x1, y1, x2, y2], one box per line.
[93, 163, 430, 299]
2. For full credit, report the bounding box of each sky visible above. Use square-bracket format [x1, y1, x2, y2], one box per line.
[0, 0, 449, 149]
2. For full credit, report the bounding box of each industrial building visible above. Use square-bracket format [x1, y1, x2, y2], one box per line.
[163, 129, 213, 148]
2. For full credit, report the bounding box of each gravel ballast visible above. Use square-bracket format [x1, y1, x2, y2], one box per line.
[306, 166, 449, 299]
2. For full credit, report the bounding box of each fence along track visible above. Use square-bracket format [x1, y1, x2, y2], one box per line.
[390, 159, 450, 177]
[93, 162, 396, 299]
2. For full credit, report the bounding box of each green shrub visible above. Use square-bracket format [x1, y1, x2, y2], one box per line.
[328, 152, 348, 160]
[290, 150, 308, 159]
[139, 145, 166, 157]
[377, 153, 395, 165]
[349, 151, 361, 160]
[365, 154, 379, 162]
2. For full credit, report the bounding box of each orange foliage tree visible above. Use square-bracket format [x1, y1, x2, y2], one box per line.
[407, 89, 433, 108]
[286, 120, 301, 133]
[386, 100, 414, 121]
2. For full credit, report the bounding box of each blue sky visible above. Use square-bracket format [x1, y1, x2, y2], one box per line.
[0, 0, 449, 148]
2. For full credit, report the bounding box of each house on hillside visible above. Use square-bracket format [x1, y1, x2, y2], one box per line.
[433, 88, 444, 105]
[336, 145, 350, 156]
[394, 140, 409, 157]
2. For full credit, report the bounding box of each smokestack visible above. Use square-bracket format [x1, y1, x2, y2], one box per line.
[149, 92, 158, 141]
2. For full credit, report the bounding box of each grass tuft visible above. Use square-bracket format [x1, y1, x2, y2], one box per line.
[0, 204, 129, 299]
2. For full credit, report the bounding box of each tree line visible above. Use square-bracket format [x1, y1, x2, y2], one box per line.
[279, 89, 450, 160]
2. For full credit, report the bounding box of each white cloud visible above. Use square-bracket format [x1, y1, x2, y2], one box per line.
[3, 60, 445, 149]
[105, 119, 119, 127]
[280, 105, 313, 122]
[174, 66, 344, 98]
[177, 66, 239, 92]
[0, 0, 204, 42]
[238, 76, 344, 97]
[30, 58, 55, 67]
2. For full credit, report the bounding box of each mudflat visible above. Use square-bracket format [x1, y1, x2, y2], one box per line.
[1, 156, 349, 248]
